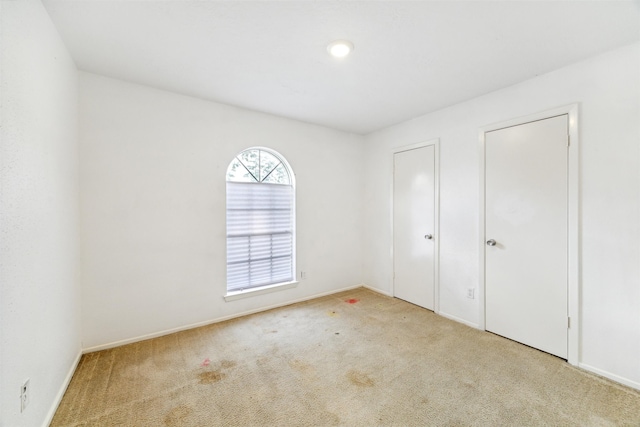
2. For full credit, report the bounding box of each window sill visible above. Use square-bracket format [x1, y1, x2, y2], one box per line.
[224, 281, 299, 302]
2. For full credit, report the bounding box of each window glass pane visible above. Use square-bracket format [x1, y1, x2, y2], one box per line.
[227, 157, 256, 182]
[237, 149, 260, 181]
[259, 151, 279, 182]
[262, 163, 289, 184]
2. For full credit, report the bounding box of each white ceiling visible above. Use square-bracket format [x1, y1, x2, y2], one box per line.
[42, 1, 640, 135]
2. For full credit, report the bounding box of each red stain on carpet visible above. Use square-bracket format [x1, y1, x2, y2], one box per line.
[201, 358, 210, 366]
[345, 298, 360, 304]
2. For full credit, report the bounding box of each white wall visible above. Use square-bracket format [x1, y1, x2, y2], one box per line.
[363, 43, 640, 388]
[0, 1, 81, 425]
[79, 72, 364, 349]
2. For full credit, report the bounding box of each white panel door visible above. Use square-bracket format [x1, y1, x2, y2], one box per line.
[393, 145, 435, 310]
[485, 115, 568, 359]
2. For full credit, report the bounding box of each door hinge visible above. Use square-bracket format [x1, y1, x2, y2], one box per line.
[567, 135, 570, 147]
[568, 317, 571, 328]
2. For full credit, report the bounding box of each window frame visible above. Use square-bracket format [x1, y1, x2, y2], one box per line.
[224, 147, 297, 301]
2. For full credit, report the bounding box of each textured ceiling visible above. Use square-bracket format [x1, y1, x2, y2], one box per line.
[42, 1, 640, 134]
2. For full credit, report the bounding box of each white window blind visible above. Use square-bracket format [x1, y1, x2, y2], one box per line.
[226, 181, 294, 292]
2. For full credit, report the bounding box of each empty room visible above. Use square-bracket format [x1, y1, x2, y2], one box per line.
[1, 0, 640, 425]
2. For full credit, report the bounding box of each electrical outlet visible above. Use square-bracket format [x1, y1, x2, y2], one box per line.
[467, 288, 475, 299]
[20, 379, 30, 412]
[300, 271, 307, 280]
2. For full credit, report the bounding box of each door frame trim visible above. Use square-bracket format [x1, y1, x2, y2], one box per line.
[478, 104, 579, 365]
[391, 139, 440, 313]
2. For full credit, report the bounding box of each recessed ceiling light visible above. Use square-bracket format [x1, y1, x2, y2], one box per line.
[327, 40, 354, 58]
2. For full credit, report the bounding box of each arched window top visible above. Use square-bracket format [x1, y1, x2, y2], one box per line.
[226, 148, 291, 185]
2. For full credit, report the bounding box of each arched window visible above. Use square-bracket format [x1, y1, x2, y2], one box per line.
[226, 148, 295, 294]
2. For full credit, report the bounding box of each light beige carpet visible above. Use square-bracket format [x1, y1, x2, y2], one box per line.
[52, 288, 640, 426]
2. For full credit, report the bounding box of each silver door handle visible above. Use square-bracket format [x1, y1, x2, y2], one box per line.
[486, 239, 496, 246]
[424, 234, 433, 240]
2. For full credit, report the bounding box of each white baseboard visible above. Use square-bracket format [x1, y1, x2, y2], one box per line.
[83, 284, 364, 353]
[43, 349, 82, 427]
[361, 284, 393, 297]
[438, 310, 479, 329]
[578, 363, 640, 391]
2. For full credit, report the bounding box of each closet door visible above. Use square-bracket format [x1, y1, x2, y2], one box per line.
[393, 145, 436, 310]
[485, 115, 568, 358]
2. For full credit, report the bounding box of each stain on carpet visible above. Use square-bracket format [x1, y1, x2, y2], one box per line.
[163, 404, 192, 426]
[198, 370, 225, 384]
[220, 359, 237, 369]
[289, 359, 322, 383]
[197, 359, 237, 384]
[290, 359, 313, 373]
[347, 369, 375, 387]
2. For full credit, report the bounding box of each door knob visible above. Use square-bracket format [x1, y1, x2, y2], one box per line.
[486, 239, 497, 246]
[424, 234, 433, 240]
